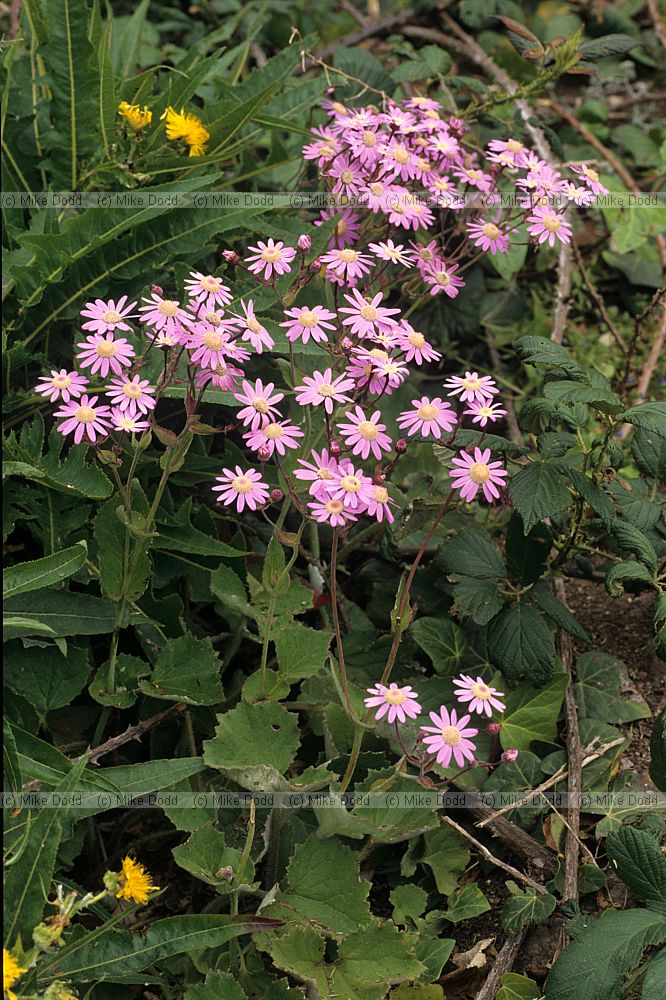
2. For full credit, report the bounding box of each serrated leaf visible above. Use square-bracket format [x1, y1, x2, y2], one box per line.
[420, 825, 470, 895]
[488, 605, 557, 684]
[528, 581, 590, 641]
[641, 946, 666, 1000]
[184, 972, 247, 1000]
[273, 622, 333, 679]
[437, 529, 506, 579]
[632, 428, 666, 483]
[606, 826, 666, 913]
[3, 541, 87, 599]
[203, 701, 300, 788]
[617, 402, 666, 435]
[515, 336, 591, 383]
[500, 674, 568, 752]
[509, 462, 573, 534]
[609, 519, 657, 572]
[4, 643, 90, 720]
[605, 561, 655, 597]
[567, 468, 615, 528]
[450, 575, 504, 625]
[139, 633, 222, 705]
[501, 886, 556, 934]
[172, 825, 255, 893]
[580, 33, 640, 58]
[650, 708, 666, 792]
[410, 617, 468, 674]
[94, 491, 151, 602]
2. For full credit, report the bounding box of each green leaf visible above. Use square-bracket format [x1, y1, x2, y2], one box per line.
[641, 947, 666, 1000]
[3, 589, 118, 637]
[210, 564, 254, 618]
[497, 973, 540, 1000]
[605, 561, 656, 598]
[488, 605, 557, 684]
[632, 428, 666, 483]
[450, 575, 504, 625]
[3, 541, 87, 599]
[616, 402, 666, 435]
[3, 717, 22, 794]
[4, 643, 90, 720]
[172, 825, 255, 893]
[390, 885, 428, 925]
[528, 581, 590, 641]
[410, 617, 468, 674]
[609, 519, 657, 572]
[437, 529, 506, 579]
[574, 652, 650, 723]
[515, 336, 591, 383]
[443, 883, 490, 923]
[45, 914, 283, 983]
[545, 908, 666, 1000]
[508, 462, 573, 534]
[89, 653, 149, 709]
[203, 701, 300, 790]
[580, 33, 640, 58]
[500, 674, 568, 751]
[505, 516, 551, 585]
[273, 622, 333, 679]
[492, 238, 527, 280]
[420, 825, 470, 895]
[184, 972, 247, 1000]
[138, 633, 222, 705]
[4, 756, 87, 944]
[4, 421, 113, 499]
[567, 468, 615, 528]
[94, 492, 151, 602]
[501, 885, 557, 934]
[650, 709, 666, 792]
[154, 500, 246, 558]
[606, 827, 666, 913]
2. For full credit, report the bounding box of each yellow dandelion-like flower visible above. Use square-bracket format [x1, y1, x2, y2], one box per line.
[115, 856, 160, 905]
[160, 105, 210, 157]
[117, 101, 153, 131]
[3, 948, 27, 1000]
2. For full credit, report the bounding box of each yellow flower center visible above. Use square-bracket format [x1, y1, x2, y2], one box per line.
[338, 249, 358, 263]
[462, 376, 482, 390]
[441, 725, 462, 746]
[419, 247, 434, 262]
[201, 275, 221, 291]
[482, 223, 500, 239]
[417, 403, 439, 421]
[231, 475, 253, 493]
[477, 406, 493, 417]
[369, 182, 384, 196]
[324, 499, 344, 516]
[374, 486, 389, 503]
[369, 349, 388, 360]
[416, 157, 431, 171]
[157, 300, 180, 317]
[123, 382, 143, 399]
[382, 362, 401, 376]
[252, 398, 269, 413]
[339, 474, 362, 493]
[214, 364, 228, 375]
[384, 688, 407, 705]
[358, 420, 378, 441]
[470, 681, 492, 700]
[363, 131, 377, 147]
[506, 139, 523, 154]
[247, 317, 262, 334]
[469, 462, 491, 484]
[434, 270, 450, 286]
[425, 108, 440, 119]
[317, 467, 334, 480]
[261, 246, 281, 262]
[203, 331, 224, 350]
[102, 309, 123, 323]
[585, 167, 599, 182]
[467, 169, 483, 182]
[331, 102, 347, 115]
[205, 311, 222, 325]
[542, 214, 561, 233]
[299, 310, 318, 327]
[360, 304, 378, 322]
[52, 374, 72, 388]
[392, 146, 410, 164]
[340, 170, 353, 184]
[95, 340, 118, 357]
[317, 383, 336, 397]
[321, 142, 336, 157]
[407, 330, 426, 348]
[74, 405, 96, 423]
[264, 423, 284, 440]
[336, 219, 348, 236]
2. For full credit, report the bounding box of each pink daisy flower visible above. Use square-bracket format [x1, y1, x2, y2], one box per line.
[420, 706, 478, 768]
[184, 272, 233, 311]
[110, 408, 151, 433]
[386, 186, 419, 230]
[363, 483, 396, 523]
[486, 137, 529, 167]
[367, 239, 415, 268]
[235, 299, 274, 354]
[294, 448, 346, 499]
[295, 369, 355, 414]
[562, 182, 596, 207]
[138, 293, 193, 341]
[280, 304, 337, 345]
[54, 394, 112, 445]
[526, 204, 572, 247]
[569, 162, 608, 197]
[337, 407, 392, 461]
[364, 683, 422, 724]
[466, 219, 510, 255]
[427, 133, 461, 160]
[212, 466, 270, 512]
[423, 260, 465, 298]
[444, 372, 499, 403]
[381, 140, 418, 182]
[396, 324, 441, 365]
[328, 155, 365, 198]
[187, 323, 236, 370]
[244, 420, 304, 458]
[449, 447, 508, 503]
[302, 126, 339, 163]
[105, 375, 156, 416]
[370, 355, 409, 392]
[339, 289, 401, 339]
[195, 362, 244, 393]
[308, 496, 357, 528]
[244, 239, 296, 280]
[359, 180, 395, 214]
[397, 397, 457, 439]
[453, 165, 493, 193]
[518, 163, 564, 198]
[453, 674, 506, 717]
[35, 369, 88, 403]
[410, 239, 441, 275]
[315, 207, 361, 249]
[320, 247, 373, 283]
[233, 379, 284, 430]
[464, 400, 507, 427]
[75, 332, 135, 378]
[347, 126, 382, 166]
[325, 463, 374, 511]
[80, 296, 137, 335]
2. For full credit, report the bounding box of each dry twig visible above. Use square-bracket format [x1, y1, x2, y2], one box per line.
[442, 815, 548, 894]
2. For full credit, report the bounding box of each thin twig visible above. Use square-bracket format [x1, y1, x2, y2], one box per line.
[555, 578, 582, 904]
[82, 703, 187, 766]
[475, 929, 529, 1000]
[442, 815, 548, 894]
[646, 0, 666, 53]
[572, 243, 627, 354]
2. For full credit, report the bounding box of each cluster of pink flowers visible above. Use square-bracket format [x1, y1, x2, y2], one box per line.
[302, 94, 606, 297]
[364, 674, 509, 769]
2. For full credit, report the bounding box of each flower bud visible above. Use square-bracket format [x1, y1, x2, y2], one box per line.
[329, 439, 341, 458]
[151, 284, 163, 296]
[270, 489, 283, 503]
[222, 249, 240, 264]
[486, 722, 501, 735]
[395, 439, 408, 454]
[310, 257, 323, 272]
[216, 866, 234, 882]
[373, 472, 386, 485]
[502, 748, 519, 763]
[448, 117, 468, 136]
[258, 445, 272, 462]
[341, 336, 353, 351]
[297, 233, 312, 252]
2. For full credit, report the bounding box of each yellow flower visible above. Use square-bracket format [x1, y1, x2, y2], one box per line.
[3, 948, 27, 1000]
[160, 105, 210, 157]
[115, 856, 160, 905]
[117, 101, 153, 131]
